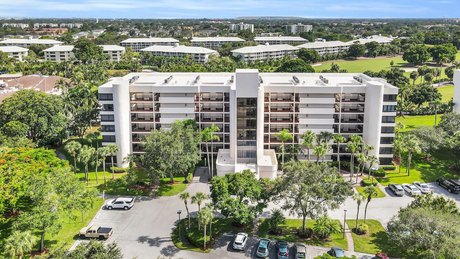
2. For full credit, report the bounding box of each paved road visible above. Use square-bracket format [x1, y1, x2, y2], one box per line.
[72, 173, 460, 259]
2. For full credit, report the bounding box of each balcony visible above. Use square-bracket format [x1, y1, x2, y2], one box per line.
[264, 108, 295, 113]
[132, 127, 152, 133]
[159, 107, 195, 113]
[265, 97, 294, 103]
[131, 97, 153, 102]
[199, 107, 228, 112]
[299, 108, 335, 114]
[200, 117, 224, 122]
[299, 118, 335, 124]
[299, 97, 335, 104]
[335, 118, 364, 123]
[131, 117, 157, 122]
[131, 107, 154, 112]
[341, 127, 363, 134]
[337, 106, 364, 113]
[266, 118, 298, 123]
[158, 97, 195, 103]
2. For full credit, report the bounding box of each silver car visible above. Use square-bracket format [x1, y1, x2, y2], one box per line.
[413, 182, 431, 194]
[388, 183, 404, 196]
[105, 197, 135, 210]
[233, 232, 248, 251]
[402, 183, 422, 196]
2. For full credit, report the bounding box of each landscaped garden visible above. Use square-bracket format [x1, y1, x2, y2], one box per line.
[345, 220, 394, 255]
[356, 186, 386, 198]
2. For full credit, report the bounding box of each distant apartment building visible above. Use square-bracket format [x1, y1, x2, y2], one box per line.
[286, 23, 313, 34]
[0, 38, 62, 48]
[0, 75, 63, 102]
[98, 70, 398, 178]
[231, 44, 299, 62]
[33, 28, 68, 35]
[100, 45, 125, 62]
[140, 45, 218, 64]
[349, 35, 394, 45]
[2, 23, 29, 29]
[254, 36, 308, 45]
[120, 38, 179, 52]
[59, 23, 84, 29]
[0, 46, 28, 61]
[33, 23, 59, 29]
[190, 37, 245, 49]
[229, 22, 254, 33]
[44, 45, 74, 62]
[298, 40, 352, 55]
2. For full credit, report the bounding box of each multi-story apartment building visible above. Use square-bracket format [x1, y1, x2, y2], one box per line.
[140, 45, 218, 64]
[100, 45, 125, 62]
[254, 36, 308, 45]
[120, 37, 179, 52]
[231, 44, 299, 62]
[98, 70, 398, 179]
[2, 23, 29, 29]
[59, 23, 84, 29]
[229, 23, 254, 33]
[286, 23, 313, 34]
[0, 38, 62, 48]
[453, 70, 460, 114]
[298, 40, 352, 55]
[0, 46, 28, 61]
[190, 37, 245, 49]
[348, 35, 394, 45]
[44, 45, 74, 62]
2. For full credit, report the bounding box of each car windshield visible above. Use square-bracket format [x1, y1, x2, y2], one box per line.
[335, 250, 345, 256]
[234, 241, 242, 245]
[420, 184, 428, 188]
[258, 247, 267, 253]
[297, 252, 306, 258]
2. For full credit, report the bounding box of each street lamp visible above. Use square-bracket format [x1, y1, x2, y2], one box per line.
[343, 209, 347, 239]
[177, 210, 182, 237]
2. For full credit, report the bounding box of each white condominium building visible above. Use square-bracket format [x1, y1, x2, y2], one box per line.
[2, 23, 29, 29]
[231, 44, 299, 62]
[229, 23, 254, 33]
[191, 37, 245, 49]
[0, 38, 62, 48]
[0, 46, 28, 61]
[98, 70, 398, 179]
[140, 45, 218, 64]
[349, 35, 394, 45]
[453, 70, 460, 114]
[298, 40, 352, 55]
[254, 36, 307, 45]
[100, 45, 125, 62]
[286, 23, 313, 34]
[44, 45, 74, 62]
[120, 38, 179, 52]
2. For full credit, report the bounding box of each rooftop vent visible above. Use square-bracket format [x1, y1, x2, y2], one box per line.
[193, 75, 200, 84]
[292, 76, 300, 85]
[319, 75, 329, 84]
[229, 75, 234, 83]
[129, 75, 139, 84]
[353, 75, 363, 83]
[259, 76, 264, 84]
[164, 75, 173, 84]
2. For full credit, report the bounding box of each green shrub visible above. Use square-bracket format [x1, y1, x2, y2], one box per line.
[372, 168, 386, 178]
[315, 253, 357, 259]
[356, 223, 369, 235]
[186, 223, 210, 249]
[110, 166, 128, 173]
[382, 165, 396, 171]
[361, 178, 378, 186]
[313, 216, 341, 239]
[267, 209, 286, 234]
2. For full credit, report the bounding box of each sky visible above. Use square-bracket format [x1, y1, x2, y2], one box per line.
[0, 0, 457, 19]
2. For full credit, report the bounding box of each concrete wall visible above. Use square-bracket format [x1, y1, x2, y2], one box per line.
[113, 79, 131, 167]
[454, 70, 460, 114]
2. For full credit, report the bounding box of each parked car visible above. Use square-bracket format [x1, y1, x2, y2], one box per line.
[276, 241, 289, 259]
[327, 247, 345, 257]
[79, 225, 113, 239]
[294, 243, 307, 258]
[413, 182, 431, 194]
[375, 252, 389, 259]
[449, 179, 460, 189]
[256, 238, 270, 258]
[437, 178, 460, 194]
[232, 232, 248, 251]
[105, 197, 135, 210]
[401, 183, 422, 196]
[388, 183, 404, 196]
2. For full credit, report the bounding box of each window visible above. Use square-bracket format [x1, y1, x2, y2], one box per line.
[101, 115, 114, 122]
[380, 147, 393, 154]
[383, 95, 397, 102]
[382, 116, 395, 123]
[102, 135, 116, 142]
[380, 137, 394, 144]
[381, 127, 395, 133]
[99, 93, 113, 101]
[382, 105, 396, 112]
[101, 125, 115, 132]
[379, 158, 393, 165]
[102, 104, 114, 111]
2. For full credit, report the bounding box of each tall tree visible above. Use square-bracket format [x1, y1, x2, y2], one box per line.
[78, 145, 95, 184]
[197, 206, 214, 250]
[201, 124, 220, 177]
[402, 134, 421, 176]
[4, 231, 37, 259]
[192, 192, 207, 212]
[105, 143, 119, 180]
[363, 186, 378, 223]
[275, 129, 293, 165]
[65, 141, 82, 174]
[402, 44, 431, 65]
[98, 146, 109, 184]
[313, 142, 329, 163]
[352, 193, 365, 231]
[332, 134, 346, 171]
[346, 135, 363, 182]
[301, 130, 316, 160]
[347, 44, 366, 59]
[179, 192, 191, 228]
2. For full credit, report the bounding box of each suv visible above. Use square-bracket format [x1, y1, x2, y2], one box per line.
[388, 184, 404, 196]
[437, 178, 460, 194]
[105, 197, 135, 210]
[232, 232, 248, 251]
[294, 243, 307, 258]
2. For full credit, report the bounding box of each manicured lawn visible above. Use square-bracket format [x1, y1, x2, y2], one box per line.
[157, 177, 188, 196]
[356, 186, 386, 198]
[345, 220, 396, 255]
[76, 171, 126, 188]
[396, 115, 437, 131]
[438, 85, 454, 103]
[314, 56, 406, 73]
[258, 219, 348, 250]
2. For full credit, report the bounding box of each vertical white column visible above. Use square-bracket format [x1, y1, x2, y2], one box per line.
[454, 70, 460, 114]
[112, 79, 131, 167]
[256, 84, 265, 177]
[229, 86, 237, 161]
[363, 81, 384, 163]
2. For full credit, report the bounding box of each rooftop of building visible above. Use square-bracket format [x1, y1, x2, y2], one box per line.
[348, 35, 394, 45]
[254, 36, 308, 42]
[120, 37, 179, 43]
[231, 44, 299, 54]
[99, 45, 125, 51]
[298, 40, 352, 49]
[140, 45, 217, 54]
[0, 75, 64, 102]
[0, 38, 62, 45]
[44, 45, 74, 52]
[0, 46, 28, 52]
[191, 37, 245, 42]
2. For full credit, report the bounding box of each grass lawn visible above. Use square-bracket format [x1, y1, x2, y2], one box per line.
[438, 85, 454, 103]
[356, 186, 386, 198]
[345, 220, 396, 255]
[258, 219, 348, 250]
[314, 56, 406, 73]
[157, 177, 188, 196]
[396, 115, 437, 131]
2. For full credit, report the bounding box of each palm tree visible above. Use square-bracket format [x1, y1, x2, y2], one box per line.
[275, 129, 293, 165]
[92, 149, 104, 185]
[65, 141, 82, 174]
[192, 192, 207, 212]
[347, 135, 363, 182]
[86, 131, 101, 149]
[332, 134, 346, 171]
[99, 146, 109, 184]
[313, 142, 329, 163]
[363, 186, 378, 223]
[201, 124, 220, 177]
[198, 206, 214, 250]
[403, 135, 421, 176]
[352, 193, 365, 231]
[301, 130, 316, 160]
[317, 131, 333, 144]
[78, 145, 95, 185]
[179, 192, 191, 228]
[105, 143, 119, 179]
[430, 100, 442, 126]
[4, 230, 37, 259]
[367, 155, 380, 181]
[356, 153, 367, 183]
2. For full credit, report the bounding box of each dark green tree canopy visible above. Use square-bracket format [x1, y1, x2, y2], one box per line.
[275, 59, 315, 73]
[297, 48, 320, 63]
[402, 44, 431, 65]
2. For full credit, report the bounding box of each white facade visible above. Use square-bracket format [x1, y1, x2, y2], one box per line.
[348, 35, 394, 45]
[231, 44, 299, 62]
[98, 70, 398, 178]
[298, 40, 352, 55]
[254, 36, 307, 45]
[191, 37, 245, 49]
[286, 23, 313, 34]
[454, 70, 460, 114]
[120, 38, 179, 52]
[0, 46, 28, 61]
[229, 23, 254, 33]
[2, 23, 29, 29]
[0, 38, 62, 48]
[140, 45, 218, 64]
[44, 45, 74, 62]
[100, 45, 125, 62]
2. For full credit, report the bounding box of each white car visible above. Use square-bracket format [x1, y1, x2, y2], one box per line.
[105, 197, 135, 210]
[232, 232, 248, 251]
[413, 182, 431, 194]
[401, 184, 422, 196]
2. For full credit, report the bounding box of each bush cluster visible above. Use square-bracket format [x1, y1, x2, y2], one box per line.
[361, 178, 378, 187]
[356, 223, 369, 235]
